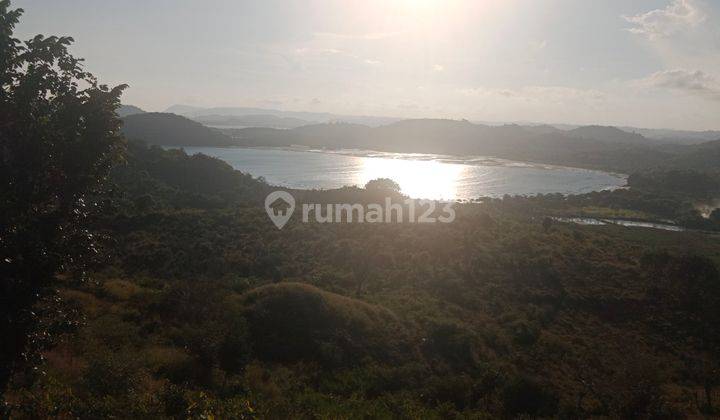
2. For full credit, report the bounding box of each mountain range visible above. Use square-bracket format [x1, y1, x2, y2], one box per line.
[120, 111, 720, 174]
[164, 105, 400, 127]
[162, 104, 720, 145]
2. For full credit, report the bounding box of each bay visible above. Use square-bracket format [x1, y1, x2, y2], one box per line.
[179, 146, 627, 201]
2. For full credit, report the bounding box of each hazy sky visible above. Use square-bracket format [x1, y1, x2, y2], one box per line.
[11, 0, 720, 130]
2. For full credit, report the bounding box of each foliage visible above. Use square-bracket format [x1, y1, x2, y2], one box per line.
[0, 0, 125, 398]
[121, 112, 235, 146]
[235, 282, 411, 367]
[3, 1, 720, 417]
[628, 169, 720, 199]
[6, 147, 720, 416]
[364, 178, 402, 194]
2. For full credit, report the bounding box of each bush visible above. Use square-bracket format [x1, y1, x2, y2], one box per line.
[234, 282, 411, 367]
[501, 376, 558, 417]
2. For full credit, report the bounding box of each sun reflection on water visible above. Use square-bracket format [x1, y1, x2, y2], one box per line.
[356, 157, 467, 200]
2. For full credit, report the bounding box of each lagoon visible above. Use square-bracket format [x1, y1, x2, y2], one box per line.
[180, 147, 626, 201]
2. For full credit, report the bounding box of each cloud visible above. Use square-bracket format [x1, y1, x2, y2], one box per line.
[623, 0, 707, 40]
[640, 69, 720, 99]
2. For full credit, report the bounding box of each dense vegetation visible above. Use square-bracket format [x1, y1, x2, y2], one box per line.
[2, 141, 719, 418]
[0, 0, 126, 401]
[3, 2, 720, 418]
[121, 113, 235, 147]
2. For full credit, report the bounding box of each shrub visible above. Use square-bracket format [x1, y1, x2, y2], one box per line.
[234, 282, 411, 367]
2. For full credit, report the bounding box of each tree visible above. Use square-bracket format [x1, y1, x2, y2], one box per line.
[365, 178, 401, 193]
[0, 0, 126, 396]
[711, 209, 720, 225]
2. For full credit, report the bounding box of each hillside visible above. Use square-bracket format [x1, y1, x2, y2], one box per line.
[165, 104, 402, 127]
[15, 145, 720, 417]
[669, 139, 720, 172]
[109, 140, 270, 209]
[227, 120, 671, 173]
[122, 113, 712, 175]
[619, 126, 720, 145]
[121, 112, 236, 147]
[567, 125, 647, 145]
[117, 104, 146, 117]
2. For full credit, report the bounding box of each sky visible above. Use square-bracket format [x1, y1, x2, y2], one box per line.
[10, 0, 720, 130]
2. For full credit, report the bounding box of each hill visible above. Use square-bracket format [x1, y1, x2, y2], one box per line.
[669, 139, 720, 172]
[567, 125, 647, 145]
[121, 113, 712, 174]
[110, 140, 270, 210]
[234, 282, 410, 366]
[618, 126, 720, 145]
[193, 114, 313, 129]
[228, 119, 671, 173]
[117, 104, 146, 117]
[165, 104, 401, 127]
[121, 113, 236, 147]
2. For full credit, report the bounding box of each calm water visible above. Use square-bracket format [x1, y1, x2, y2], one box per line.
[552, 217, 685, 232]
[180, 147, 626, 201]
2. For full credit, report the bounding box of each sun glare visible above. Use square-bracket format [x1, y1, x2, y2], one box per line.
[402, 0, 440, 10]
[357, 156, 467, 200]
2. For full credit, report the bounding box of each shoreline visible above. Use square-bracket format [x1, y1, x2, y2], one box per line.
[174, 144, 629, 183]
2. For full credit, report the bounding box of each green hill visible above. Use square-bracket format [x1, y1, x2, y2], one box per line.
[669, 139, 720, 172]
[234, 282, 410, 366]
[121, 113, 235, 147]
[110, 140, 270, 210]
[117, 104, 146, 117]
[230, 119, 671, 173]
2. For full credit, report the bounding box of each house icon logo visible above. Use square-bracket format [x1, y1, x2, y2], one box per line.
[264, 191, 296, 229]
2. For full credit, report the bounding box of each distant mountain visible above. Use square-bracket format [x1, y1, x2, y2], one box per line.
[567, 125, 647, 145]
[523, 124, 565, 136]
[482, 121, 718, 145]
[165, 105, 720, 144]
[117, 104, 146, 118]
[225, 119, 674, 173]
[164, 104, 205, 115]
[618, 127, 720, 145]
[164, 105, 401, 127]
[193, 114, 313, 129]
[121, 113, 235, 147]
[138, 114, 713, 174]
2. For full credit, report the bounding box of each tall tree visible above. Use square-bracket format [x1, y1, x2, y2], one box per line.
[0, 0, 126, 397]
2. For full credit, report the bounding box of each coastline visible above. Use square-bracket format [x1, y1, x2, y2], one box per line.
[173, 144, 629, 184]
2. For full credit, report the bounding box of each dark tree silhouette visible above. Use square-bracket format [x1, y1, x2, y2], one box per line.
[0, 0, 126, 396]
[711, 208, 720, 224]
[365, 178, 401, 193]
